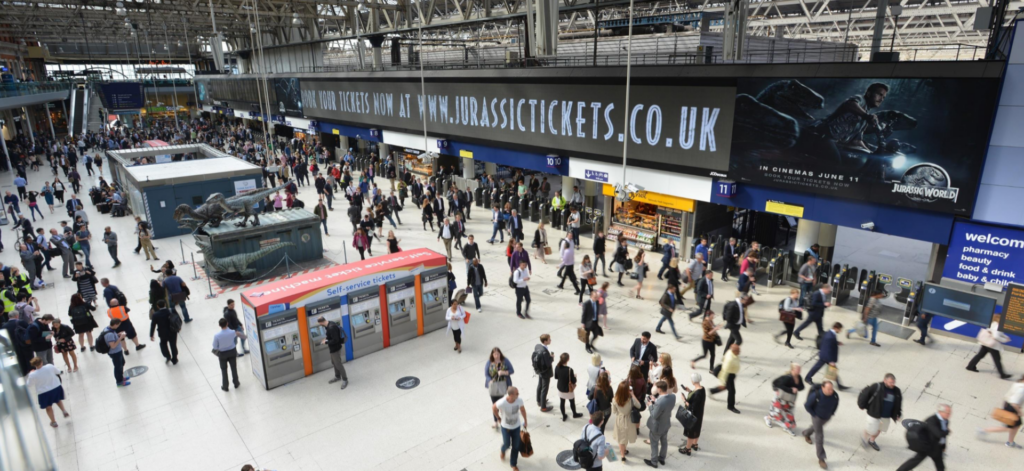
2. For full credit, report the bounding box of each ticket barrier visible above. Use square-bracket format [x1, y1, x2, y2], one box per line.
[482, 190, 492, 209]
[552, 207, 563, 229]
[510, 195, 520, 211]
[903, 281, 923, 325]
[830, 265, 852, 305]
[530, 200, 542, 223]
[258, 308, 306, 389]
[386, 278, 418, 345]
[475, 187, 484, 207]
[856, 271, 877, 313]
[420, 267, 449, 334]
[519, 196, 531, 220]
[541, 203, 551, 223]
[306, 298, 344, 374]
[347, 287, 384, 359]
[766, 251, 789, 289]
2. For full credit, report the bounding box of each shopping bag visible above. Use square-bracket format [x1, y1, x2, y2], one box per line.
[824, 365, 839, 381]
[577, 327, 588, 343]
[992, 408, 1020, 426]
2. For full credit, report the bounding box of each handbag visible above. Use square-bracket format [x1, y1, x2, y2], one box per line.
[544, 246, 552, 255]
[779, 310, 796, 324]
[519, 430, 534, 458]
[675, 405, 697, 429]
[630, 406, 642, 424]
[992, 408, 1020, 426]
[586, 397, 599, 414]
[577, 327, 588, 343]
[714, 335, 723, 346]
[488, 376, 508, 397]
[587, 276, 597, 286]
[624, 259, 634, 271]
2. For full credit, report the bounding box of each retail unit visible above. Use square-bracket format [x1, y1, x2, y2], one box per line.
[603, 185, 694, 253]
[240, 248, 447, 389]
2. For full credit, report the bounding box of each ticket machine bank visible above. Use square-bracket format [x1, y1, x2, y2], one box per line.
[421, 268, 449, 333]
[347, 287, 384, 359]
[257, 308, 306, 389]
[306, 298, 345, 374]
[386, 278, 418, 345]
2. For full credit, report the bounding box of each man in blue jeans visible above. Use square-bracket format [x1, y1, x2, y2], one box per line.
[848, 290, 883, 347]
[487, 204, 504, 244]
[163, 273, 192, 323]
[492, 387, 527, 470]
[798, 257, 817, 307]
[103, 319, 130, 387]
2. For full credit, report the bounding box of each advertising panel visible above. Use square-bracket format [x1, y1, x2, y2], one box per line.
[98, 82, 145, 110]
[272, 78, 303, 117]
[729, 78, 1000, 215]
[300, 79, 735, 177]
[943, 220, 1024, 286]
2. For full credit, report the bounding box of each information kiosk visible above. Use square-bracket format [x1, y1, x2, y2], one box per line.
[386, 278, 418, 345]
[256, 308, 306, 389]
[420, 267, 449, 334]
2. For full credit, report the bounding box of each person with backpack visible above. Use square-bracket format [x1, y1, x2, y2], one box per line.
[318, 316, 348, 389]
[803, 380, 840, 470]
[107, 298, 145, 354]
[98, 318, 130, 387]
[149, 300, 179, 365]
[26, 314, 54, 365]
[491, 386, 528, 471]
[576, 409, 608, 471]
[533, 334, 554, 413]
[897, 404, 951, 471]
[14, 292, 38, 322]
[857, 373, 903, 451]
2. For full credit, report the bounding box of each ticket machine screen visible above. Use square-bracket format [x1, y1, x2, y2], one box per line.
[309, 325, 326, 338]
[424, 290, 438, 303]
[353, 313, 368, 326]
[264, 339, 284, 353]
[389, 301, 406, 315]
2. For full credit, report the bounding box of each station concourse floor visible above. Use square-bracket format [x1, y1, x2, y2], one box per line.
[5, 163, 1021, 471]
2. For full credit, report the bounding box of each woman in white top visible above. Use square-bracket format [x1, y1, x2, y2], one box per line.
[649, 353, 673, 385]
[586, 353, 604, 395]
[578, 255, 595, 305]
[26, 357, 70, 428]
[445, 296, 467, 354]
[979, 375, 1024, 448]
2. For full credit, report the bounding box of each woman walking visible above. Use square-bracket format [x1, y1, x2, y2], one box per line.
[596, 282, 610, 330]
[52, 177, 65, 204]
[26, 357, 70, 428]
[41, 182, 55, 214]
[485, 347, 515, 428]
[977, 375, 1024, 448]
[588, 371, 614, 433]
[421, 199, 435, 231]
[532, 222, 548, 264]
[445, 296, 466, 353]
[765, 363, 804, 436]
[386, 230, 401, 254]
[67, 293, 97, 351]
[691, 310, 721, 374]
[612, 238, 629, 287]
[679, 373, 706, 455]
[352, 229, 370, 260]
[631, 249, 647, 299]
[51, 318, 78, 372]
[776, 289, 803, 348]
[710, 344, 741, 414]
[612, 380, 641, 462]
[578, 255, 595, 304]
[554, 353, 584, 421]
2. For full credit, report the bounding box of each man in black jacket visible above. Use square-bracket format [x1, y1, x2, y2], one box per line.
[897, 405, 951, 471]
[26, 314, 54, 365]
[466, 257, 487, 312]
[629, 332, 658, 379]
[581, 291, 603, 353]
[149, 300, 178, 365]
[347, 205, 361, 234]
[723, 294, 755, 353]
[858, 373, 902, 451]
[794, 284, 832, 341]
[533, 334, 554, 412]
[318, 316, 348, 389]
[803, 381, 840, 470]
[462, 235, 481, 271]
[693, 270, 714, 319]
[508, 210, 524, 242]
[721, 237, 738, 281]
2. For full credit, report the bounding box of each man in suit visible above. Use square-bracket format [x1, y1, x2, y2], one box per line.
[655, 285, 681, 340]
[432, 194, 445, 223]
[581, 291, 602, 353]
[805, 322, 847, 390]
[148, 300, 178, 365]
[723, 294, 754, 353]
[722, 237, 738, 281]
[452, 214, 466, 252]
[896, 404, 951, 471]
[629, 332, 658, 380]
[794, 284, 832, 340]
[437, 218, 454, 260]
[644, 381, 677, 468]
[508, 209, 524, 242]
[656, 242, 677, 280]
[65, 194, 84, 218]
[693, 269, 715, 319]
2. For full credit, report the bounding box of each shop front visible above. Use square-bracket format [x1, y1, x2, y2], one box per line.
[316, 121, 381, 160]
[603, 185, 694, 252]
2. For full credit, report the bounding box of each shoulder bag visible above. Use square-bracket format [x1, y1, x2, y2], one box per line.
[488, 363, 508, 396]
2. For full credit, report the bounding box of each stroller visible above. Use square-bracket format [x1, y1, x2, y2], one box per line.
[764, 389, 797, 435]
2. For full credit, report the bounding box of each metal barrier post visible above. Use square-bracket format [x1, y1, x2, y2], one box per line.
[190, 253, 200, 280]
[205, 269, 217, 299]
[343, 241, 348, 264]
[179, 239, 189, 265]
[285, 253, 292, 279]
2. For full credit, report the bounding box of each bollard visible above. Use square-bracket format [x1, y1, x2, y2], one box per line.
[343, 240, 348, 264]
[179, 239, 190, 265]
[205, 267, 217, 299]
[190, 253, 200, 281]
[284, 253, 292, 279]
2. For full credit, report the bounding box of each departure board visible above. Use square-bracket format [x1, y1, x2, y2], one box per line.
[1000, 283, 1024, 336]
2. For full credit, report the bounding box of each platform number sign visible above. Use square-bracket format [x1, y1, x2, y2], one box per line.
[546, 156, 562, 169]
[716, 180, 736, 198]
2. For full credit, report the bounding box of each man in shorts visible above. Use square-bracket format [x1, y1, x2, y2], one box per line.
[857, 373, 902, 451]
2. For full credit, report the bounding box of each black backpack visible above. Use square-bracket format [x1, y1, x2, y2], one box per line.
[94, 327, 114, 354]
[905, 420, 932, 453]
[114, 289, 127, 308]
[531, 348, 544, 374]
[572, 424, 601, 468]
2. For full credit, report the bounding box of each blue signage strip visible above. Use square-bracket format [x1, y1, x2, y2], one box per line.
[943, 220, 1024, 286]
[316, 121, 382, 142]
[584, 169, 609, 182]
[441, 140, 570, 176]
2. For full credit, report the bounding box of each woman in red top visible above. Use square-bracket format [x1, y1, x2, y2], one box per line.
[285, 191, 295, 209]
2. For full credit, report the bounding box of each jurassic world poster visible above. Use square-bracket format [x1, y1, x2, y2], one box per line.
[728, 78, 1000, 215]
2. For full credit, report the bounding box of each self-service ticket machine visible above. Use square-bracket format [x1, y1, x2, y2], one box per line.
[347, 287, 384, 359]
[258, 308, 306, 389]
[306, 298, 344, 374]
[386, 278, 418, 345]
[421, 268, 449, 333]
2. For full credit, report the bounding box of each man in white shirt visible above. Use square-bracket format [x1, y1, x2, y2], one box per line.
[492, 387, 528, 469]
[513, 260, 531, 319]
[567, 206, 581, 247]
[437, 218, 454, 260]
[580, 410, 609, 469]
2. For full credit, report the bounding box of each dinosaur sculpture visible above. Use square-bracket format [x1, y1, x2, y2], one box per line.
[195, 236, 295, 278]
[212, 180, 292, 227]
[173, 202, 227, 232]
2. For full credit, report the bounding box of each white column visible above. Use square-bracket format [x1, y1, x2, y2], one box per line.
[794, 219, 821, 258]
[462, 157, 475, 179]
[817, 222, 838, 263]
[484, 162, 497, 175]
[22, 107, 35, 145]
[45, 104, 56, 139]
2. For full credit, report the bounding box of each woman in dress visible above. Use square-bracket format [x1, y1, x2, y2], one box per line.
[485, 347, 515, 428]
[532, 222, 548, 264]
[680, 373, 706, 455]
[40, 182, 55, 214]
[51, 318, 78, 372]
[554, 352, 583, 421]
[386, 230, 401, 254]
[612, 380, 641, 462]
[445, 296, 466, 353]
[588, 371, 614, 433]
[627, 364, 647, 435]
[631, 249, 647, 300]
[68, 293, 98, 352]
[52, 177, 65, 204]
[26, 357, 70, 428]
[597, 282, 610, 330]
[72, 263, 98, 304]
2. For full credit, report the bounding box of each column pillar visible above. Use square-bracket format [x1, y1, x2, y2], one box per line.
[794, 219, 821, 260]
[869, 0, 890, 59]
[484, 162, 497, 176]
[0, 123, 11, 172]
[462, 157, 475, 179]
[61, 100, 70, 133]
[561, 176, 576, 200]
[817, 222, 837, 263]
[369, 36, 385, 70]
[45, 104, 56, 139]
[22, 107, 35, 145]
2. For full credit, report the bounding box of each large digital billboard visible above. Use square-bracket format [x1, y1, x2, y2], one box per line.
[299, 79, 735, 177]
[99, 82, 145, 110]
[728, 78, 1000, 215]
[272, 78, 303, 117]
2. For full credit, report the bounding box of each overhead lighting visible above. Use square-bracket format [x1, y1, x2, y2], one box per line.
[177, 40, 183, 47]
[292, 12, 302, 25]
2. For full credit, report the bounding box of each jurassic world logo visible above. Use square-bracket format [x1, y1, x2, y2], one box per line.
[889, 163, 959, 204]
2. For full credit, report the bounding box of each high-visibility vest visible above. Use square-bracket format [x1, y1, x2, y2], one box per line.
[12, 274, 31, 296]
[108, 306, 129, 321]
[1, 290, 15, 315]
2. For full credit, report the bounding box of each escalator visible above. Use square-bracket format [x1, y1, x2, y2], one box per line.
[70, 87, 85, 135]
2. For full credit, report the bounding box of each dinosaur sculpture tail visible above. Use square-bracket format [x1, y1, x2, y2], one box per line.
[247, 242, 295, 262]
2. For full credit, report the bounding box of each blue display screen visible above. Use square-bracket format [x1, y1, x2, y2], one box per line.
[920, 283, 996, 327]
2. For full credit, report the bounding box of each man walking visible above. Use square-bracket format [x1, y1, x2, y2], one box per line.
[213, 318, 245, 391]
[492, 386, 528, 470]
[509, 210, 524, 242]
[693, 269, 714, 319]
[102, 319, 130, 387]
[655, 284, 681, 340]
[557, 234, 581, 294]
[102, 226, 120, 268]
[466, 258, 487, 312]
[799, 256, 817, 305]
[657, 241, 677, 280]
[858, 373, 902, 451]
[49, 228, 73, 279]
[805, 322, 847, 390]
[644, 381, 676, 468]
[803, 381, 840, 469]
[679, 254, 704, 300]
[163, 272, 191, 323]
[567, 206, 581, 247]
[721, 237, 738, 281]
[794, 284, 832, 341]
[966, 320, 1013, 379]
[581, 291, 602, 353]
[896, 405, 951, 471]
[149, 300, 179, 365]
[314, 198, 329, 236]
[513, 260, 531, 319]
[438, 217, 454, 260]
[533, 334, 554, 412]
[318, 316, 348, 389]
[722, 294, 754, 352]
